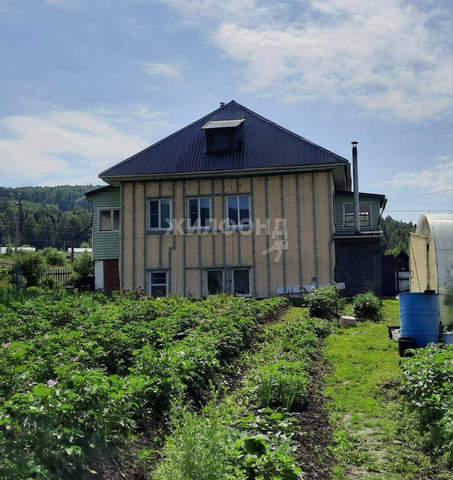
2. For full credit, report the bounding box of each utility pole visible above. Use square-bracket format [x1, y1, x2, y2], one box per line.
[70, 221, 75, 264]
[70, 223, 92, 264]
[14, 193, 23, 253]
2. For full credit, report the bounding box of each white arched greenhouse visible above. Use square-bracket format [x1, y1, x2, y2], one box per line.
[409, 214, 453, 328]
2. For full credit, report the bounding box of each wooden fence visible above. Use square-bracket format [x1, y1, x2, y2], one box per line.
[43, 268, 72, 285]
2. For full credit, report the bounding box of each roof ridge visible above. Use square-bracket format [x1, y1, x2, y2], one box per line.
[99, 101, 236, 177]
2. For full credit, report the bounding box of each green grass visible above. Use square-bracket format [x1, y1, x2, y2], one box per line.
[325, 299, 447, 479]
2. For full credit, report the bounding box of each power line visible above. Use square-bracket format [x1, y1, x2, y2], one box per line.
[387, 188, 453, 202]
[0, 192, 93, 204]
[386, 209, 452, 212]
[0, 222, 91, 234]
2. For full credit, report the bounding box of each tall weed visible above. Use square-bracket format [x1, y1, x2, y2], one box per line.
[401, 344, 453, 466]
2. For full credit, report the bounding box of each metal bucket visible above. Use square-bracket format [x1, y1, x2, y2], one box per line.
[399, 336, 416, 357]
[443, 332, 453, 345]
[399, 293, 439, 348]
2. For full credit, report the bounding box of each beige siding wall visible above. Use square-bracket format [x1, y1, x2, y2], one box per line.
[120, 171, 335, 297]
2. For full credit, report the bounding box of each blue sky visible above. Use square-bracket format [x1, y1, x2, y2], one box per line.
[0, 0, 452, 222]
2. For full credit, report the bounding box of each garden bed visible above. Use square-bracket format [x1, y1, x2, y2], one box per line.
[152, 308, 333, 479]
[0, 288, 287, 478]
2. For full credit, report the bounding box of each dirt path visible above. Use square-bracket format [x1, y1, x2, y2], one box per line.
[323, 304, 448, 480]
[293, 350, 335, 479]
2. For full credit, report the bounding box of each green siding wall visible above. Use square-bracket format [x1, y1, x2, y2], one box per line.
[87, 188, 120, 260]
[334, 194, 381, 233]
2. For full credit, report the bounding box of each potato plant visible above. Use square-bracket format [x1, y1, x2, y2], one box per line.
[0, 288, 288, 478]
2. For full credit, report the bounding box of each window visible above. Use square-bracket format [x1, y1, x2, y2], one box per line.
[187, 197, 211, 229]
[344, 203, 371, 228]
[206, 269, 224, 295]
[149, 271, 168, 297]
[98, 208, 120, 231]
[232, 269, 251, 296]
[227, 196, 250, 229]
[206, 129, 236, 152]
[202, 119, 244, 153]
[211, 130, 230, 150]
[148, 199, 172, 230]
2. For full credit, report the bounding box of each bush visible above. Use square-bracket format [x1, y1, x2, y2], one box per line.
[18, 252, 46, 287]
[42, 247, 67, 266]
[305, 285, 344, 319]
[0, 264, 12, 283]
[353, 292, 381, 321]
[72, 251, 93, 279]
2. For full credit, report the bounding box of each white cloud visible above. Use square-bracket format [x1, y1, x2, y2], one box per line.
[160, 0, 452, 121]
[142, 62, 184, 83]
[156, 0, 283, 25]
[381, 158, 453, 192]
[0, 106, 175, 185]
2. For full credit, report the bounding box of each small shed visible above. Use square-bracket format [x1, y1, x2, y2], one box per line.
[409, 214, 453, 327]
[394, 250, 410, 293]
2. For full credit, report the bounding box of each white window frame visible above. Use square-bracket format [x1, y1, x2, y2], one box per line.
[205, 268, 225, 296]
[148, 271, 169, 297]
[187, 197, 212, 231]
[226, 195, 251, 230]
[98, 208, 120, 232]
[147, 198, 173, 232]
[343, 202, 372, 228]
[231, 268, 252, 297]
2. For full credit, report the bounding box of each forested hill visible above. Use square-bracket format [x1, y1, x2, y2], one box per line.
[380, 215, 416, 255]
[0, 185, 100, 250]
[0, 186, 93, 211]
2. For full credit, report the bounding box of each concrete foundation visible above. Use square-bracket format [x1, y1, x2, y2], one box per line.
[94, 260, 104, 292]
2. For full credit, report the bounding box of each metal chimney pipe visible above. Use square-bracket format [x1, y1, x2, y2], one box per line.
[352, 141, 360, 234]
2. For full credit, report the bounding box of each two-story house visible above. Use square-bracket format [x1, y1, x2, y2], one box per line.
[86, 101, 386, 297]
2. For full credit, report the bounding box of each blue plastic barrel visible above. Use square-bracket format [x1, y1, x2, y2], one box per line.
[399, 293, 439, 347]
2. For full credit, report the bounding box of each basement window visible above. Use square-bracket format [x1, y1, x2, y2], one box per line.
[149, 271, 168, 297]
[98, 208, 120, 232]
[206, 269, 224, 295]
[344, 203, 371, 228]
[232, 268, 251, 296]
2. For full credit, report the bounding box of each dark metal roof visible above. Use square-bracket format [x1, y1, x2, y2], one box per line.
[202, 119, 245, 129]
[394, 250, 409, 260]
[85, 185, 115, 196]
[335, 190, 387, 207]
[100, 100, 349, 179]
